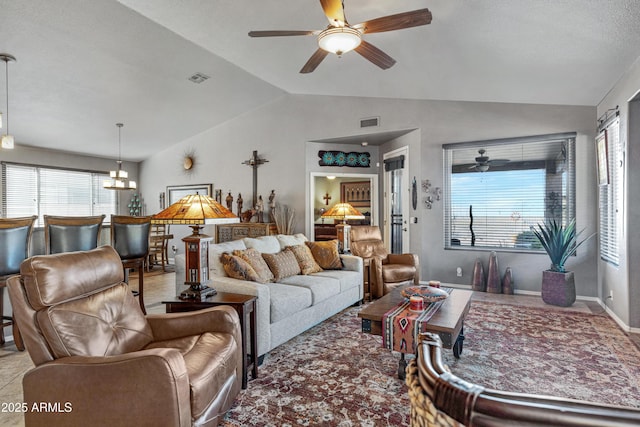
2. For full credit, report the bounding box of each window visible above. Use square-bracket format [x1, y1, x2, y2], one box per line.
[443, 133, 576, 251]
[2, 163, 118, 226]
[598, 117, 621, 265]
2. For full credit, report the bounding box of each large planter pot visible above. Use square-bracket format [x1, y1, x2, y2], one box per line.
[541, 270, 576, 307]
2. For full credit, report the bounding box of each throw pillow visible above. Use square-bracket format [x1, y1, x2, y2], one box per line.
[262, 250, 301, 281]
[276, 233, 308, 250]
[287, 244, 322, 275]
[233, 248, 274, 283]
[220, 253, 262, 282]
[305, 240, 343, 270]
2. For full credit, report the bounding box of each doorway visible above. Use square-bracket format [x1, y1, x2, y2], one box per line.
[308, 172, 378, 241]
[383, 146, 410, 253]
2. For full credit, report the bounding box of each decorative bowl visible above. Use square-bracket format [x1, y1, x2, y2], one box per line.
[401, 285, 448, 303]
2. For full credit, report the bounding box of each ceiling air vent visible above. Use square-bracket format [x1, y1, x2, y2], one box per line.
[360, 117, 380, 128]
[188, 72, 210, 84]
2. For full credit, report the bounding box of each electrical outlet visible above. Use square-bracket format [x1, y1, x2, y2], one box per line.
[456, 267, 463, 277]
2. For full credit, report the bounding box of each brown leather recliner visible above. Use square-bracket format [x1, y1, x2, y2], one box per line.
[7, 246, 242, 427]
[350, 226, 419, 299]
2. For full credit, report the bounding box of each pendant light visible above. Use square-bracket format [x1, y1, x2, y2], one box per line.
[0, 53, 16, 150]
[103, 123, 137, 190]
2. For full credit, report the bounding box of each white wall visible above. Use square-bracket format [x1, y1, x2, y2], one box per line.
[140, 93, 597, 300]
[597, 55, 640, 329]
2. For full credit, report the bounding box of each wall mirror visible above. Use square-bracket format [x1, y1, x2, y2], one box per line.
[443, 132, 576, 251]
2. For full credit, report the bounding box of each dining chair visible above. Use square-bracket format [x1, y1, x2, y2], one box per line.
[0, 215, 37, 350]
[43, 215, 106, 255]
[147, 223, 172, 272]
[111, 215, 152, 314]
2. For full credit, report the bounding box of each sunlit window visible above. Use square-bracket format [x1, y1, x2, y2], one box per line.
[443, 133, 576, 251]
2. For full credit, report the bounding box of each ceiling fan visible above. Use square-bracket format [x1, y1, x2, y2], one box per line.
[248, 0, 432, 73]
[470, 149, 510, 172]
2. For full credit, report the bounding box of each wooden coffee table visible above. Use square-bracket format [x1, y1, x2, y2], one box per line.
[163, 292, 257, 389]
[358, 285, 472, 378]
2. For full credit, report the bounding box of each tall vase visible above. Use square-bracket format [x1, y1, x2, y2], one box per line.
[541, 270, 575, 307]
[486, 251, 502, 293]
[502, 267, 514, 295]
[471, 258, 486, 291]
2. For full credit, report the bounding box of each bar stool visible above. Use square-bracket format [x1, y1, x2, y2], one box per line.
[44, 215, 105, 254]
[0, 215, 37, 350]
[111, 215, 151, 314]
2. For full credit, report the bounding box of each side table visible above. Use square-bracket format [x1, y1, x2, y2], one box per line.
[163, 292, 258, 389]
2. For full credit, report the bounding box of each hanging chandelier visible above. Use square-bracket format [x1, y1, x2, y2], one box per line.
[103, 123, 136, 190]
[0, 53, 16, 150]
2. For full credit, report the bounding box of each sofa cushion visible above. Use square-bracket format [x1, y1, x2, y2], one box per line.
[312, 270, 362, 293]
[287, 244, 322, 275]
[211, 240, 247, 278]
[243, 235, 281, 254]
[276, 233, 308, 249]
[220, 253, 263, 283]
[279, 275, 341, 305]
[145, 331, 239, 419]
[233, 248, 274, 283]
[305, 240, 343, 270]
[262, 250, 301, 281]
[268, 283, 312, 323]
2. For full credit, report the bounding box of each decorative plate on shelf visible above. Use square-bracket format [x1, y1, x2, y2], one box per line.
[401, 285, 448, 303]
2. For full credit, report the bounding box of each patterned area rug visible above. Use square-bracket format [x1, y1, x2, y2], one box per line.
[221, 300, 640, 426]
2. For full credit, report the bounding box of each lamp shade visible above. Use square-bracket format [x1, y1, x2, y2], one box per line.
[322, 202, 365, 221]
[153, 193, 238, 226]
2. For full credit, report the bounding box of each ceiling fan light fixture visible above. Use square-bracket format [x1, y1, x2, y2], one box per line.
[318, 27, 361, 55]
[476, 164, 490, 172]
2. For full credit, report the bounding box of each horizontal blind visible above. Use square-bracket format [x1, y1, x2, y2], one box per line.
[444, 135, 575, 250]
[2, 163, 117, 226]
[598, 118, 620, 265]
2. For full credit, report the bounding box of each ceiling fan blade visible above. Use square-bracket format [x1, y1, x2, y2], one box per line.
[320, 0, 346, 26]
[249, 30, 317, 37]
[300, 48, 329, 73]
[354, 40, 396, 70]
[356, 8, 432, 34]
[488, 159, 510, 166]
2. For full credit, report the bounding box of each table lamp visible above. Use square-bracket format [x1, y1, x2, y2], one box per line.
[153, 193, 239, 300]
[321, 202, 365, 253]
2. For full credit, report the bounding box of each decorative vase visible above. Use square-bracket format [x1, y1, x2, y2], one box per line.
[541, 270, 575, 307]
[502, 267, 514, 295]
[471, 258, 486, 291]
[486, 251, 501, 293]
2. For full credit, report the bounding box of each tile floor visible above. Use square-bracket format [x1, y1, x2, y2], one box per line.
[0, 269, 637, 426]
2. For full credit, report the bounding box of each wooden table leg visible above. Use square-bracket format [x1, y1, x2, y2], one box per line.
[248, 300, 258, 381]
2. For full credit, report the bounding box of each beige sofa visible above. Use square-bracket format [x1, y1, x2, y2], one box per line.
[175, 234, 363, 357]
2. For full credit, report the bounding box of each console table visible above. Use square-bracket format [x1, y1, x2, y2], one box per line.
[216, 222, 277, 243]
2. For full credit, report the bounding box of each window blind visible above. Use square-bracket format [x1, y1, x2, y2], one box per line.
[598, 118, 621, 265]
[2, 163, 118, 226]
[444, 134, 576, 251]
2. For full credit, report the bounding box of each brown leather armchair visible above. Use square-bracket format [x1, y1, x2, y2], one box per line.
[7, 246, 242, 427]
[350, 226, 419, 299]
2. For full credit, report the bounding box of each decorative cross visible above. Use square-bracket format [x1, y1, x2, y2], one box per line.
[323, 193, 332, 205]
[242, 150, 269, 208]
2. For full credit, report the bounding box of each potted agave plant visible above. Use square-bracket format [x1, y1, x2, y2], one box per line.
[532, 219, 588, 307]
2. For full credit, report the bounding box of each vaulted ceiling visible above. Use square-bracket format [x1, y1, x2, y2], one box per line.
[2, 0, 640, 160]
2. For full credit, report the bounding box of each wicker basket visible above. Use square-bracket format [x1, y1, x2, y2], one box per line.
[406, 358, 464, 427]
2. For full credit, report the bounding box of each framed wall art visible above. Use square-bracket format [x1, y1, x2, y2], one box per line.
[166, 183, 213, 205]
[341, 181, 371, 207]
[595, 130, 609, 186]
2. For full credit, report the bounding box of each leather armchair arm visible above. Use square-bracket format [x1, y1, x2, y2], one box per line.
[386, 253, 420, 285]
[147, 306, 241, 346]
[370, 257, 385, 299]
[23, 348, 191, 427]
